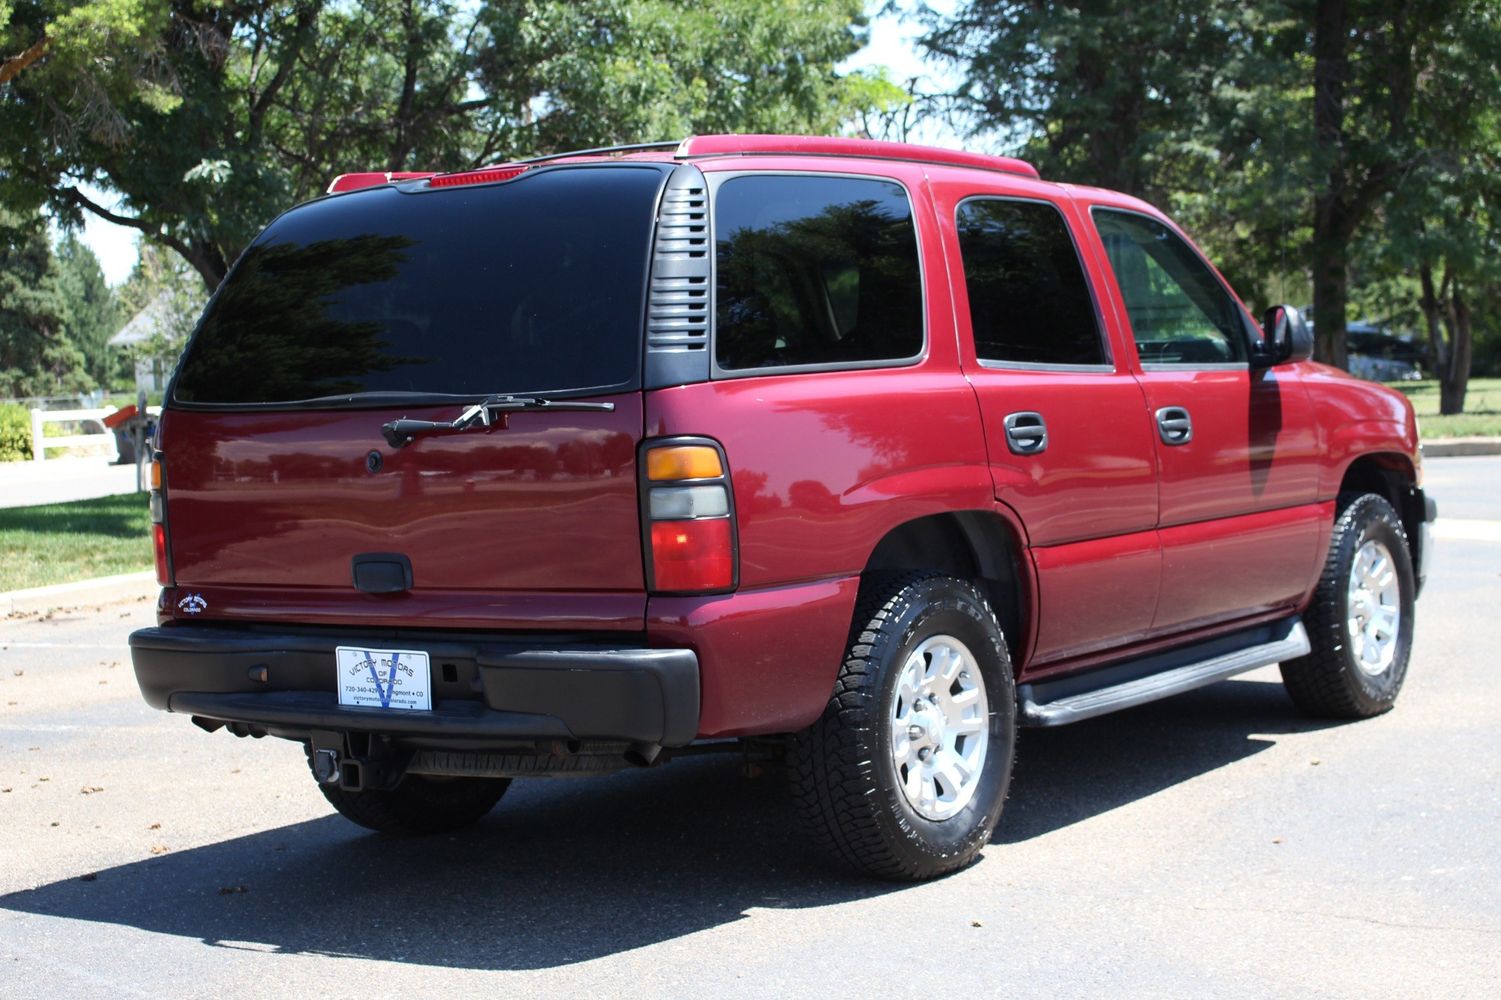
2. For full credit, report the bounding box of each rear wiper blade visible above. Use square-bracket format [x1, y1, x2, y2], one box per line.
[380, 395, 616, 448]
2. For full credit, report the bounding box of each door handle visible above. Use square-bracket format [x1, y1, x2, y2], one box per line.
[1155, 406, 1193, 445]
[1003, 411, 1048, 455]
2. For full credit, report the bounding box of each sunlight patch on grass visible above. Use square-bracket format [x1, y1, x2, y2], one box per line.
[0, 493, 152, 591]
[1393, 379, 1501, 439]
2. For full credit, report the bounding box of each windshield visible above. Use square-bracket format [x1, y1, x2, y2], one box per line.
[172, 165, 667, 406]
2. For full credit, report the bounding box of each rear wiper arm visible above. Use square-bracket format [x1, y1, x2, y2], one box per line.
[380, 395, 616, 448]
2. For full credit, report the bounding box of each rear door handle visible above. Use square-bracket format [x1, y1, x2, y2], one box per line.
[1003, 411, 1048, 455]
[1155, 406, 1193, 445]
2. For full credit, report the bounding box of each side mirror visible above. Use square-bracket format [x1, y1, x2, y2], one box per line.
[1256, 304, 1313, 367]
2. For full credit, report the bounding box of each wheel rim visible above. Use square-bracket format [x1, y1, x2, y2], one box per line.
[890, 634, 991, 821]
[1346, 538, 1402, 676]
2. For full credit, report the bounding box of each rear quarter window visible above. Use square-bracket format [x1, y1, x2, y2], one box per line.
[713, 174, 923, 373]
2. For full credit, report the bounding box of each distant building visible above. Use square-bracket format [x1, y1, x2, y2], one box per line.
[107, 293, 183, 394]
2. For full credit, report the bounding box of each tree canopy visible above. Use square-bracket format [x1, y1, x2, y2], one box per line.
[924, 0, 1501, 410]
[1, 0, 898, 291]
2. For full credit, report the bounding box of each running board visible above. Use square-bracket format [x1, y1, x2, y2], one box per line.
[1017, 617, 1310, 727]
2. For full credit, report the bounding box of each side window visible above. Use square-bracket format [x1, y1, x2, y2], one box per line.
[1092, 209, 1247, 365]
[714, 175, 923, 371]
[956, 198, 1106, 366]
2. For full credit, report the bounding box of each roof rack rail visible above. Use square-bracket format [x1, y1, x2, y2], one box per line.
[513, 140, 682, 166]
[674, 134, 1041, 181]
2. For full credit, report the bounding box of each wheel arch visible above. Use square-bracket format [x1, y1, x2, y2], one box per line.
[860, 510, 1031, 664]
[1337, 452, 1424, 570]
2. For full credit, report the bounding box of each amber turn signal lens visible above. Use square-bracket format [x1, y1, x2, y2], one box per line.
[646, 445, 723, 481]
[149, 460, 162, 490]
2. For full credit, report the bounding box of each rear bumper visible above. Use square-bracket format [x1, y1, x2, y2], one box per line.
[129, 625, 699, 747]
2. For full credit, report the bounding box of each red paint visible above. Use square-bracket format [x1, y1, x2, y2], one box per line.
[649, 577, 862, 737]
[679, 134, 1040, 179]
[162, 137, 1428, 740]
[326, 171, 437, 194]
[160, 394, 646, 627]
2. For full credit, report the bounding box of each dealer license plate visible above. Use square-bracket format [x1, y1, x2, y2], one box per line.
[335, 646, 432, 711]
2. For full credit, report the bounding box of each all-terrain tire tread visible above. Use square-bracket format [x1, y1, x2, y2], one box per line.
[305, 748, 510, 834]
[1280, 492, 1412, 719]
[788, 571, 1011, 880]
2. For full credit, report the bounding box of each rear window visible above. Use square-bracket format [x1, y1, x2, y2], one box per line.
[172, 165, 666, 405]
[713, 174, 923, 372]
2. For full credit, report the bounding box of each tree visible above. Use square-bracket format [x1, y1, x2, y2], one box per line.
[2, 1, 895, 293]
[0, 210, 89, 398]
[920, 2, 1313, 309]
[53, 233, 119, 388]
[924, 0, 1501, 384]
[1367, 2, 1501, 414]
[922, 1, 1243, 202]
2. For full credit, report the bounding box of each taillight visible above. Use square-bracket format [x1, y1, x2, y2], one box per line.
[149, 456, 172, 586]
[641, 440, 736, 594]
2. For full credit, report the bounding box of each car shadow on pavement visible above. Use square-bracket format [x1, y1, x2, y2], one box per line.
[997, 675, 1345, 844]
[0, 675, 1346, 971]
[0, 751, 892, 971]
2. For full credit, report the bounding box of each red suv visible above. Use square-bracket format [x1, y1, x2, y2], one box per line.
[130, 135, 1435, 880]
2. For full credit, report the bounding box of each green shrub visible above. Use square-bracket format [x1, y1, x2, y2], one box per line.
[0, 404, 32, 462]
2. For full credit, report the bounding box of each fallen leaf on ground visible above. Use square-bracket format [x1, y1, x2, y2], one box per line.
[80, 786, 104, 795]
[147, 822, 161, 830]
[1272, 837, 1285, 844]
[49, 821, 59, 827]
[148, 845, 169, 855]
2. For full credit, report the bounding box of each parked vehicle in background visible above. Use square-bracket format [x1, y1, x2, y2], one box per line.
[1347, 323, 1426, 382]
[129, 135, 1435, 881]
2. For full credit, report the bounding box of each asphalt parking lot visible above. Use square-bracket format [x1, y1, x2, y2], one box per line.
[2, 457, 1498, 999]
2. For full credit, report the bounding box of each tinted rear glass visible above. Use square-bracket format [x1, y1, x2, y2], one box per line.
[956, 198, 1105, 366]
[172, 166, 665, 405]
[714, 175, 923, 371]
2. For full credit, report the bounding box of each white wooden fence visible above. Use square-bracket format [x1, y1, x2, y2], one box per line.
[28, 408, 119, 464]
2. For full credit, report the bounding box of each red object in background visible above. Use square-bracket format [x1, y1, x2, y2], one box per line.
[102, 405, 137, 429]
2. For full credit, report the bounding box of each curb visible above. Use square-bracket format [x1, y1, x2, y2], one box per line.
[1423, 437, 1501, 457]
[1, 571, 158, 616]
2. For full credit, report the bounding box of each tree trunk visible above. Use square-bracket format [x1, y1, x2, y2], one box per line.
[1311, 224, 1349, 369]
[1311, 0, 1351, 369]
[1439, 282, 1472, 415]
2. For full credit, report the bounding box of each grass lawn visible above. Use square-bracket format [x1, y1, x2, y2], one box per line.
[0, 492, 152, 592]
[1392, 378, 1501, 439]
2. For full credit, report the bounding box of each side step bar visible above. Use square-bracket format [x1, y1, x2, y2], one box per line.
[1017, 616, 1310, 727]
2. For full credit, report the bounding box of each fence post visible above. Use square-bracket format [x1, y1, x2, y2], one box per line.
[29, 408, 44, 464]
[135, 390, 148, 493]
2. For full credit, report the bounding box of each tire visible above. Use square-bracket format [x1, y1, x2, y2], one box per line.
[1281, 492, 1416, 718]
[789, 572, 1016, 881]
[306, 748, 511, 834]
